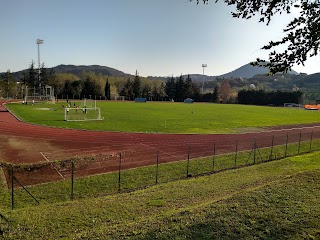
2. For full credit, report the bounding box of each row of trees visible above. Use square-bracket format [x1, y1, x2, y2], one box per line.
[20, 61, 56, 87]
[238, 89, 303, 106]
[117, 74, 233, 103]
[119, 71, 162, 99]
[0, 63, 304, 106]
[0, 70, 17, 98]
[164, 75, 200, 101]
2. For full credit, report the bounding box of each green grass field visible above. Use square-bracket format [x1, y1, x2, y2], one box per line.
[1, 151, 319, 239]
[6, 101, 320, 133]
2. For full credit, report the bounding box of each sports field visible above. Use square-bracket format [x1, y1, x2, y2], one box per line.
[5, 101, 320, 134]
[1, 100, 320, 238]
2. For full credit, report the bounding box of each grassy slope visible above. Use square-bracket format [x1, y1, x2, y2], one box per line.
[6, 101, 320, 133]
[1, 151, 320, 239]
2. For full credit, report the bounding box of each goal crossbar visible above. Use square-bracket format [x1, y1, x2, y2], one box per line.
[64, 107, 102, 121]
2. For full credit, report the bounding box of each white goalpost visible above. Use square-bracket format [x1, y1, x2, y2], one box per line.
[114, 96, 125, 101]
[24, 85, 55, 103]
[64, 107, 102, 121]
[82, 98, 97, 109]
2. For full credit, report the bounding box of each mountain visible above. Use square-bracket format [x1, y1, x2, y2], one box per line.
[2, 64, 131, 80]
[180, 63, 299, 82]
[218, 63, 298, 79]
[1, 63, 300, 81]
[52, 64, 131, 77]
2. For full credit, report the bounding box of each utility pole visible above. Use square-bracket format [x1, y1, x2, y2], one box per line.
[201, 64, 207, 94]
[36, 39, 44, 88]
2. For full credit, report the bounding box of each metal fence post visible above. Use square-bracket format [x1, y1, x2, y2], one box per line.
[270, 135, 274, 160]
[309, 131, 313, 153]
[234, 140, 238, 167]
[118, 153, 122, 193]
[11, 165, 14, 210]
[156, 148, 159, 184]
[298, 132, 302, 155]
[212, 143, 216, 172]
[285, 134, 289, 158]
[186, 145, 190, 177]
[253, 138, 257, 164]
[71, 160, 74, 200]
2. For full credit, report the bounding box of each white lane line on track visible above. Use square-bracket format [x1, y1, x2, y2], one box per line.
[40, 152, 65, 179]
[241, 125, 320, 135]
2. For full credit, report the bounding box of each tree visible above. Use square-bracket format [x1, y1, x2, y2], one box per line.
[238, 89, 303, 106]
[194, 0, 320, 74]
[0, 70, 16, 98]
[212, 85, 219, 103]
[218, 80, 231, 103]
[71, 80, 83, 98]
[185, 75, 194, 98]
[142, 85, 152, 98]
[39, 64, 49, 87]
[165, 76, 176, 100]
[81, 76, 103, 98]
[26, 61, 38, 86]
[152, 82, 166, 99]
[120, 79, 134, 99]
[132, 71, 142, 98]
[175, 75, 186, 100]
[47, 68, 57, 87]
[104, 79, 111, 100]
[62, 80, 73, 97]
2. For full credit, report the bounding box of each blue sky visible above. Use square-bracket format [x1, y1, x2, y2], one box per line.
[1, 0, 319, 77]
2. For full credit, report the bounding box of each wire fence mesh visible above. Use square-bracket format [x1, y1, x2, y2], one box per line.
[1, 129, 320, 209]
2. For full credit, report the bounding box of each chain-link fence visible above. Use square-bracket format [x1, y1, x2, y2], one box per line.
[0, 129, 320, 209]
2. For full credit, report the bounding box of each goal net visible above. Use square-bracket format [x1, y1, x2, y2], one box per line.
[81, 98, 96, 108]
[64, 107, 102, 121]
[24, 85, 55, 103]
[114, 96, 125, 101]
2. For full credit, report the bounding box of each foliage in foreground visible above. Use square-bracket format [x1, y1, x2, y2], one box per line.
[0, 151, 319, 239]
[195, 1, 320, 75]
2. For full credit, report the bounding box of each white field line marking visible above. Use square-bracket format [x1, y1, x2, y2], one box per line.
[242, 125, 320, 135]
[137, 142, 183, 159]
[40, 152, 65, 179]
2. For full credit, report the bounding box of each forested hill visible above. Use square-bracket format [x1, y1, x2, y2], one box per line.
[219, 63, 298, 79]
[180, 63, 299, 82]
[53, 65, 131, 78]
[4, 63, 300, 81]
[5, 64, 132, 80]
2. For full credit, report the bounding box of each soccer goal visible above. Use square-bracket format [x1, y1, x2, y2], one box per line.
[81, 98, 96, 108]
[64, 107, 102, 121]
[114, 96, 125, 101]
[24, 85, 55, 103]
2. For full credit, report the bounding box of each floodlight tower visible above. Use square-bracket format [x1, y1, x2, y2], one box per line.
[201, 64, 207, 94]
[36, 39, 44, 87]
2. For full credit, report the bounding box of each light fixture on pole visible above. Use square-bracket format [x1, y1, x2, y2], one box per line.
[36, 39, 44, 87]
[201, 64, 207, 94]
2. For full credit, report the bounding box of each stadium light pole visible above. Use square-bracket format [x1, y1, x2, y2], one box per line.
[201, 64, 207, 94]
[36, 39, 44, 88]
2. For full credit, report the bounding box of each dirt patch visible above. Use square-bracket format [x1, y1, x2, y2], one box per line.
[234, 127, 268, 133]
[0, 134, 67, 164]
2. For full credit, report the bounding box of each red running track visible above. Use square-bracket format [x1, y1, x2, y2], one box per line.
[1, 100, 320, 185]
